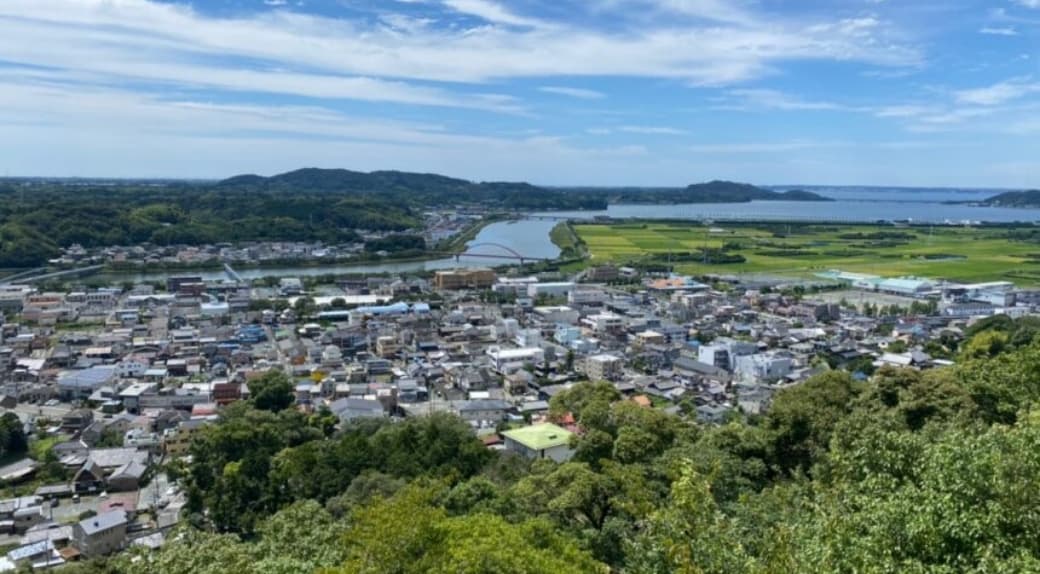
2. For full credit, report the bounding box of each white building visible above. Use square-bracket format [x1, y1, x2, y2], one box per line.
[486, 347, 545, 371]
[582, 313, 625, 334]
[734, 354, 792, 383]
[528, 282, 576, 298]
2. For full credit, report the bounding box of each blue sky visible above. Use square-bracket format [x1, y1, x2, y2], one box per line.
[0, 0, 1038, 187]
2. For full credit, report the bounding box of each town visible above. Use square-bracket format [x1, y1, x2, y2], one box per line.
[0, 255, 1029, 568]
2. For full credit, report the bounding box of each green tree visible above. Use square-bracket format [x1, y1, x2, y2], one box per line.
[248, 370, 295, 412]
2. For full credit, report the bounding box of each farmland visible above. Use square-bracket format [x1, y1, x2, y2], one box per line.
[573, 221, 1040, 285]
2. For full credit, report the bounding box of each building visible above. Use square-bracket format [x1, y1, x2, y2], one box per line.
[486, 347, 545, 371]
[582, 313, 625, 334]
[734, 354, 793, 383]
[585, 354, 623, 381]
[328, 398, 385, 423]
[166, 276, 204, 293]
[279, 278, 304, 296]
[73, 510, 128, 557]
[527, 282, 575, 299]
[585, 265, 619, 282]
[532, 306, 580, 325]
[877, 277, 936, 297]
[455, 399, 511, 424]
[502, 423, 575, 462]
[434, 269, 497, 290]
[57, 366, 118, 400]
[646, 276, 710, 292]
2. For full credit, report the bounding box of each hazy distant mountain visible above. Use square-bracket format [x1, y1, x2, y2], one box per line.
[978, 190, 1040, 207]
[218, 170, 830, 208]
[609, 180, 832, 204]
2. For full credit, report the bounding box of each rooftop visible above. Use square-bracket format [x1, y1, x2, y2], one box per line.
[502, 423, 573, 451]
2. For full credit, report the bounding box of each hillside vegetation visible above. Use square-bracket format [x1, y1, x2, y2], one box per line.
[0, 172, 825, 268]
[61, 320, 1040, 573]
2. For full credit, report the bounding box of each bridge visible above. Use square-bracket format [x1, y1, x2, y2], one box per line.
[223, 263, 243, 283]
[5, 265, 105, 285]
[433, 242, 553, 265]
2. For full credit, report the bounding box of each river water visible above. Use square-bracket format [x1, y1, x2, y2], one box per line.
[98, 187, 1040, 283]
[97, 218, 564, 283]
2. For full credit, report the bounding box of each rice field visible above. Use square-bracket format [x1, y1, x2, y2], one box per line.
[574, 222, 1040, 285]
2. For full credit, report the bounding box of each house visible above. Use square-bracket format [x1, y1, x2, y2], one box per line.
[3, 540, 64, 570]
[455, 399, 511, 424]
[107, 460, 147, 492]
[162, 418, 211, 457]
[61, 409, 95, 433]
[73, 510, 128, 557]
[328, 398, 385, 424]
[72, 461, 105, 494]
[501, 423, 575, 462]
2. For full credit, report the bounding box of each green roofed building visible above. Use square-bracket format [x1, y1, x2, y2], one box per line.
[501, 423, 575, 462]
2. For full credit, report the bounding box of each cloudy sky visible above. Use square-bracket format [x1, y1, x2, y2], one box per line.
[1, 0, 1038, 187]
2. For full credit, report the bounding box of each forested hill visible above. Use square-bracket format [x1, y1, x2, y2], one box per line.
[219, 170, 830, 206]
[217, 168, 609, 210]
[978, 189, 1040, 207]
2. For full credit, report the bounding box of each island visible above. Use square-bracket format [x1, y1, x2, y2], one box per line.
[565, 180, 832, 204]
[977, 189, 1040, 207]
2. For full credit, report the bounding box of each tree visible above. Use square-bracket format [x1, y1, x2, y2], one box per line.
[248, 370, 294, 412]
[0, 413, 27, 457]
[763, 371, 861, 476]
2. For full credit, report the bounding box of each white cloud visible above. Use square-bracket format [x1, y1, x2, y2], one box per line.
[955, 78, 1040, 106]
[0, 0, 920, 90]
[687, 140, 843, 153]
[1012, 0, 1040, 8]
[726, 89, 846, 111]
[538, 86, 606, 99]
[441, 0, 544, 27]
[874, 105, 932, 118]
[263, 0, 288, 6]
[618, 125, 688, 135]
[980, 26, 1018, 36]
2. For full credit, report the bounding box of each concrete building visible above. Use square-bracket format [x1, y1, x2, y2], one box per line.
[585, 354, 623, 381]
[734, 354, 793, 383]
[434, 269, 497, 290]
[527, 282, 575, 298]
[486, 347, 545, 371]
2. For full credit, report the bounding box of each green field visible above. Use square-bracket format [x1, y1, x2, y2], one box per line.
[574, 222, 1040, 285]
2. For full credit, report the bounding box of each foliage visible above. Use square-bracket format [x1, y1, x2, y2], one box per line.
[0, 412, 27, 459]
[111, 341, 1040, 573]
[247, 370, 295, 412]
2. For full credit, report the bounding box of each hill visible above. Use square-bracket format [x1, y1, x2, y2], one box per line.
[609, 180, 832, 204]
[217, 168, 608, 210]
[979, 189, 1040, 207]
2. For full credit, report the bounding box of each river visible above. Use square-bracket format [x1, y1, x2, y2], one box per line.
[96, 218, 564, 283]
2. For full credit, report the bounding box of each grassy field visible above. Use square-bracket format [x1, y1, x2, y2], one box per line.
[574, 222, 1040, 285]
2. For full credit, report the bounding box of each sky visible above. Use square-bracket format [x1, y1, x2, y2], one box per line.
[1, 0, 1038, 187]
